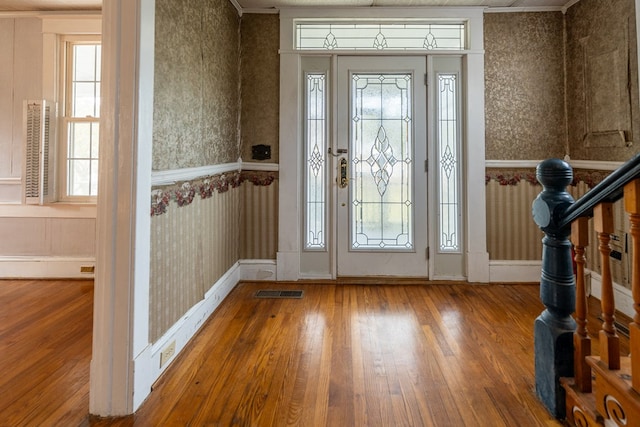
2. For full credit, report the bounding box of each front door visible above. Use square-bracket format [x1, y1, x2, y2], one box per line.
[336, 56, 428, 277]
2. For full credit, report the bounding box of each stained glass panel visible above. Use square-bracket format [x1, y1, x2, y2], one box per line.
[305, 73, 327, 250]
[296, 22, 465, 51]
[437, 74, 460, 252]
[351, 72, 413, 250]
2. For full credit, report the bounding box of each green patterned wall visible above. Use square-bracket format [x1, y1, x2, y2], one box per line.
[565, 0, 640, 161]
[240, 13, 280, 164]
[153, 0, 241, 171]
[484, 12, 566, 160]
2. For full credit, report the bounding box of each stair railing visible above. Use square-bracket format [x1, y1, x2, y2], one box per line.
[532, 154, 640, 422]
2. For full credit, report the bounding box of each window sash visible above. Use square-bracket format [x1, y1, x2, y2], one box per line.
[60, 40, 101, 202]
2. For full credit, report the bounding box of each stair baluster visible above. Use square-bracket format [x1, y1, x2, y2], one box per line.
[594, 202, 621, 370]
[572, 217, 592, 393]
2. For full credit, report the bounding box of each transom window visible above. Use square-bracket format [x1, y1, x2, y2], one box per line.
[295, 21, 466, 51]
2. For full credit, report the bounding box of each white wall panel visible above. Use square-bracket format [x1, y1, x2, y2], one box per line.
[0, 19, 15, 180]
[11, 18, 42, 179]
[0, 217, 96, 256]
[49, 218, 96, 255]
[0, 217, 47, 254]
[0, 17, 97, 271]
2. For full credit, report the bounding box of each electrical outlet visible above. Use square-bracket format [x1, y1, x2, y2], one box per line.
[160, 340, 176, 368]
[80, 265, 95, 273]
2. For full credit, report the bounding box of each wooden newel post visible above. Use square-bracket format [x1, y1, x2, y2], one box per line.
[532, 158, 577, 419]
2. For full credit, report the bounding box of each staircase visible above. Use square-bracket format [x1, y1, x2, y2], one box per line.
[532, 156, 640, 426]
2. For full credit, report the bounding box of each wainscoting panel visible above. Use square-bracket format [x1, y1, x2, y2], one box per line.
[485, 180, 593, 261]
[240, 180, 278, 260]
[582, 197, 630, 291]
[486, 181, 543, 260]
[149, 187, 240, 343]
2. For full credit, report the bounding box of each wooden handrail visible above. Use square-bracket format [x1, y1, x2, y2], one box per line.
[558, 153, 640, 228]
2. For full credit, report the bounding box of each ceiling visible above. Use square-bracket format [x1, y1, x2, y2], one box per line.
[0, 0, 576, 12]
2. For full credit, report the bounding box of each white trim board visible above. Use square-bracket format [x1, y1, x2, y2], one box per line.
[137, 259, 279, 409]
[568, 160, 623, 171]
[150, 161, 279, 186]
[485, 159, 624, 171]
[0, 204, 97, 218]
[241, 162, 279, 172]
[484, 7, 564, 13]
[0, 256, 95, 279]
[141, 262, 241, 406]
[151, 162, 241, 186]
[489, 260, 542, 283]
[239, 259, 277, 280]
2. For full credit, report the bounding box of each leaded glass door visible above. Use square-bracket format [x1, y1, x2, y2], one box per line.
[336, 57, 428, 277]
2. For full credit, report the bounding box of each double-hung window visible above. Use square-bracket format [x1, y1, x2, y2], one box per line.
[60, 38, 101, 201]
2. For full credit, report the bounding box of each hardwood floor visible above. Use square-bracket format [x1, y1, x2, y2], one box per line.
[4, 279, 619, 426]
[0, 279, 93, 427]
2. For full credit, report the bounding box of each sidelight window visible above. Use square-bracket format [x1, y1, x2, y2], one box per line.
[437, 73, 460, 252]
[304, 72, 327, 250]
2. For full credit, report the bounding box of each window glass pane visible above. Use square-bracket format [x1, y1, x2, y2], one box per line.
[95, 46, 102, 80]
[70, 43, 100, 118]
[437, 73, 460, 252]
[72, 82, 99, 117]
[305, 73, 326, 250]
[91, 122, 100, 158]
[68, 159, 91, 196]
[296, 22, 465, 51]
[68, 122, 91, 158]
[65, 41, 100, 199]
[74, 44, 98, 81]
[90, 159, 99, 195]
[351, 73, 413, 250]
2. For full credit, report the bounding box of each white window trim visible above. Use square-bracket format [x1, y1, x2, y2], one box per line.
[42, 14, 101, 204]
[59, 36, 102, 202]
[278, 7, 490, 282]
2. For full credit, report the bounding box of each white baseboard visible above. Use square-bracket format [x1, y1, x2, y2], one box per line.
[140, 259, 277, 407]
[588, 271, 634, 319]
[239, 259, 277, 281]
[276, 251, 299, 281]
[143, 262, 241, 398]
[489, 260, 542, 283]
[0, 256, 96, 278]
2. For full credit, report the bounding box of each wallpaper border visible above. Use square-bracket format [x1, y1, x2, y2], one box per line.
[485, 168, 610, 188]
[151, 170, 278, 216]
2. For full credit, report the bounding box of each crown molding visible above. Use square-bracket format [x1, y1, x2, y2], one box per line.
[484, 6, 562, 13]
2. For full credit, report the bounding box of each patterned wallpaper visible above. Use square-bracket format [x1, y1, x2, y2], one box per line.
[240, 14, 280, 164]
[153, 0, 241, 171]
[484, 12, 566, 160]
[150, 188, 240, 343]
[565, 0, 640, 161]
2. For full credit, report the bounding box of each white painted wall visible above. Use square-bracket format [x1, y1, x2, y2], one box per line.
[0, 15, 99, 278]
[0, 17, 41, 202]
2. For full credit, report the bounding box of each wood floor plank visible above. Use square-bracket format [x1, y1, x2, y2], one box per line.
[5, 280, 617, 426]
[0, 280, 93, 427]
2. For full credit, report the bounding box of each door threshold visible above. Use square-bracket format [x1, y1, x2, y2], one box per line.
[336, 276, 457, 286]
